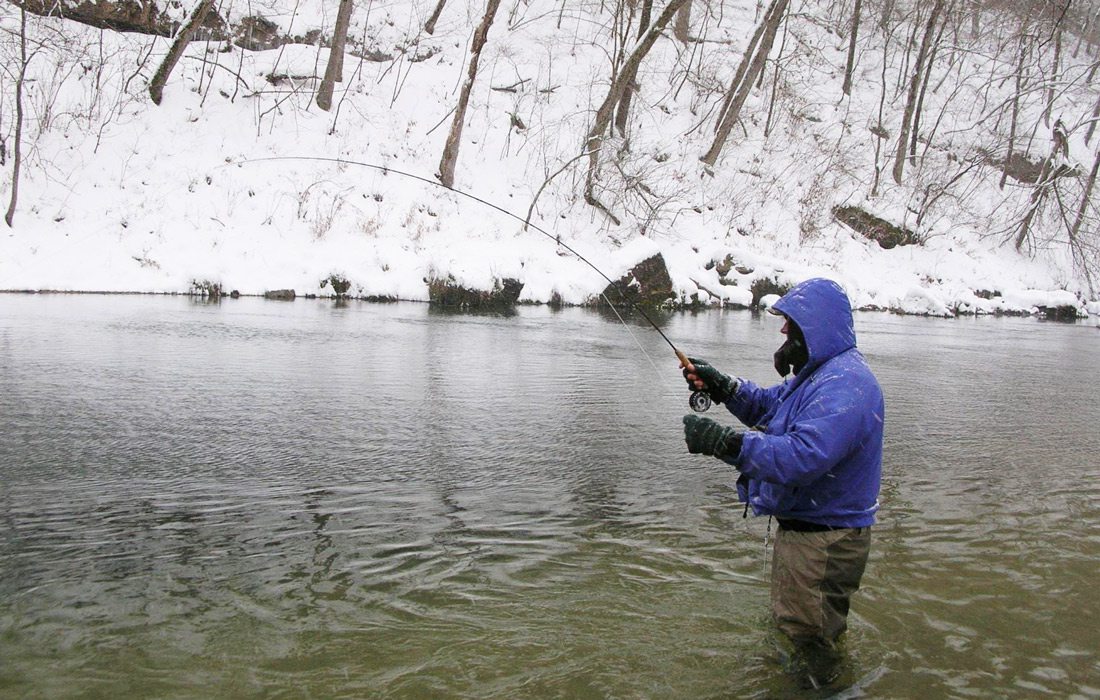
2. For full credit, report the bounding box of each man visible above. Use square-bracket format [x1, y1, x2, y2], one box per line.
[680, 277, 884, 652]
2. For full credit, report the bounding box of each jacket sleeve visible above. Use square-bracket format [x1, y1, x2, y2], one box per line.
[724, 378, 787, 429]
[733, 372, 872, 487]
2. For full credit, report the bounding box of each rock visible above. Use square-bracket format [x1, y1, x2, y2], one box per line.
[22, 0, 224, 36]
[427, 276, 523, 309]
[750, 278, 790, 308]
[598, 253, 673, 308]
[833, 206, 919, 249]
[22, 0, 322, 47]
[264, 289, 296, 301]
[321, 274, 352, 297]
[1038, 305, 1078, 322]
[234, 16, 282, 50]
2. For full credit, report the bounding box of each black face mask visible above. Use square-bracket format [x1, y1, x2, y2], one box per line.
[773, 322, 809, 377]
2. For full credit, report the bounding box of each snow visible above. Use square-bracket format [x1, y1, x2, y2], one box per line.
[0, 0, 1096, 321]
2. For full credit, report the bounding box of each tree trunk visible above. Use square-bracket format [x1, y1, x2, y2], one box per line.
[1015, 120, 1070, 251]
[1000, 36, 1028, 190]
[5, 6, 27, 227]
[1044, 23, 1062, 127]
[871, 34, 890, 198]
[438, 0, 501, 188]
[613, 0, 653, 136]
[700, 0, 790, 166]
[316, 0, 355, 111]
[1069, 148, 1099, 243]
[713, 0, 777, 131]
[909, 7, 947, 162]
[148, 0, 215, 105]
[673, 0, 691, 42]
[763, 7, 791, 137]
[1086, 92, 1100, 145]
[1074, 5, 1086, 58]
[639, 0, 653, 32]
[892, 0, 944, 184]
[424, 0, 447, 34]
[841, 0, 863, 96]
[585, 0, 687, 154]
[879, 0, 895, 31]
[896, 11, 919, 96]
[584, 0, 688, 216]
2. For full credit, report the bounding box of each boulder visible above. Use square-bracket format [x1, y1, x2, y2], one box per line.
[427, 275, 523, 309]
[598, 253, 673, 308]
[833, 206, 919, 249]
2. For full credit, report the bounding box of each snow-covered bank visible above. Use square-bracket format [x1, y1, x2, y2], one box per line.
[1, 0, 1098, 320]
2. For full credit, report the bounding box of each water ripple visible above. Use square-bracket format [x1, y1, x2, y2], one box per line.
[2, 298, 1100, 698]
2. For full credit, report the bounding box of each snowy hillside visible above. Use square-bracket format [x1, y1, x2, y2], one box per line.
[1, 0, 1098, 317]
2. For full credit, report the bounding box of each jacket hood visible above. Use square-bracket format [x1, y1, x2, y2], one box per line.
[772, 278, 856, 370]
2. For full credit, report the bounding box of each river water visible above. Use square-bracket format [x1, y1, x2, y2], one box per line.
[1, 294, 1097, 698]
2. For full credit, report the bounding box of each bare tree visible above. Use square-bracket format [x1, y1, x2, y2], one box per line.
[1086, 92, 1100, 145]
[1071, 147, 1099, 240]
[908, 5, 949, 161]
[424, 0, 448, 34]
[1044, 8, 1064, 127]
[674, 0, 692, 42]
[892, 0, 945, 183]
[614, 0, 653, 136]
[638, 0, 653, 34]
[1015, 119, 1072, 250]
[763, 6, 792, 137]
[437, 0, 502, 188]
[5, 5, 28, 227]
[871, 26, 893, 198]
[148, 0, 216, 105]
[1069, 148, 1100, 293]
[880, 0, 897, 32]
[1000, 31, 1030, 190]
[583, 0, 689, 219]
[712, 2, 774, 133]
[316, 0, 355, 111]
[842, 0, 863, 96]
[700, 0, 791, 166]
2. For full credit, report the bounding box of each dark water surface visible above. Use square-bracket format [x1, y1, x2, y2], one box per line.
[1, 295, 1097, 698]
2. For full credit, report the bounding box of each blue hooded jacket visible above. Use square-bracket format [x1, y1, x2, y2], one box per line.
[726, 278, 883, 528]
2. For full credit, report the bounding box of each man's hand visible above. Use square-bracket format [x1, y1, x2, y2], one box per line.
[682, 415, 743, 459]
[681, 357, 739, 404]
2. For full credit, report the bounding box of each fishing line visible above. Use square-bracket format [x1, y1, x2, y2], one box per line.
[239, 155, 710, 409]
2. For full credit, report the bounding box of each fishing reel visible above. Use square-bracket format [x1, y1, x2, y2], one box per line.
[689, 391, 712, 413]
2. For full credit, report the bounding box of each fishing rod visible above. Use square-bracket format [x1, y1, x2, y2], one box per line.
[240, 155, 714, 412]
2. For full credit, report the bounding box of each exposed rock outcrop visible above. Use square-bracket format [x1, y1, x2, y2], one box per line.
[427, 275, 523, 309]
[596, 253, 674, 308]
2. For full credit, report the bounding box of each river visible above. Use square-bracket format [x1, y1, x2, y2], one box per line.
[1, 294, 1097, 698]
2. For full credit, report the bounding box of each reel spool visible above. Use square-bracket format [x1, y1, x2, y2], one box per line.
[689, 391, 712, 413]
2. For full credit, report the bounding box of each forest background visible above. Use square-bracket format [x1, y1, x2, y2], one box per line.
[2, 0, 1100, 317]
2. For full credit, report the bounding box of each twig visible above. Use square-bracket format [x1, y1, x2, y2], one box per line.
[491, 77, 529, 92]
[524, 150, 592, 229]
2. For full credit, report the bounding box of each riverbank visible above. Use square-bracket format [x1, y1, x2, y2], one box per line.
[2, 2, 1099, 321]
[2, 285, 1096, 323]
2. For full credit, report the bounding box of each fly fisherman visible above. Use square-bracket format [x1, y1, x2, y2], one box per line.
[680, 278, 884, 668]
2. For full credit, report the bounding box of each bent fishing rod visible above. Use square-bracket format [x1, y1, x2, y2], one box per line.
[241, 155, 715, 412]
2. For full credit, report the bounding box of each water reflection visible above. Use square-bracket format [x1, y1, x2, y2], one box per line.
[0, 295, 1098, 698]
